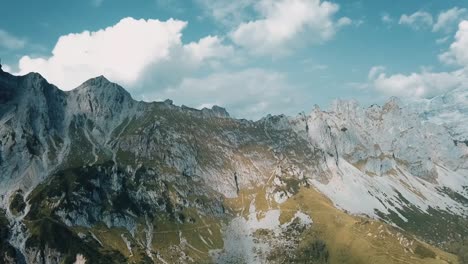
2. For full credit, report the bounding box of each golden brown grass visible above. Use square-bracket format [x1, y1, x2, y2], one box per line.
[278, 187, 459, 264]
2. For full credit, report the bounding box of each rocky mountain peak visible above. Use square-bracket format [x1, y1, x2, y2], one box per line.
[20, 72, 53, 91]
[0, 71, 66, 109]
[69, 75, 133, 117]
[80, 75, 111, 87]
[382, 96, 402, 112]
[206, 105, 230, 118]
[73, 75, 131, 100]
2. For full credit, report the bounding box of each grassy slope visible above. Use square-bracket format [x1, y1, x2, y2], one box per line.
[225, 186, 459, 264]
[285, 188, 458, 264]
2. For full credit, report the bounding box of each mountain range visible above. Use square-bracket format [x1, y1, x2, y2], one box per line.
[0, 67, 467, 263]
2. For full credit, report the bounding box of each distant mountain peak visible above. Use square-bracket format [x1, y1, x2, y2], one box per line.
[82, 75, 111, 86]
[73, 75, 132, 100]
[77, 75, 116, 89]
[210, 105, 230, 118]
[21, 72, 50, 87]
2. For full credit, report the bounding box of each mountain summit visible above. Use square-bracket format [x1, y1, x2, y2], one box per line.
[0, 72, 467, 263]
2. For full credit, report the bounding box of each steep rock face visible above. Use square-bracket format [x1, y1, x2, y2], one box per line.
[67, 76, 136, 140]
[0, 71, 67, 192]
[0, 73, 140, 191]
[0, 70, 467, 263]
[113, 110, 320, 198]
[294, 98, 466, 180]
[289, 98, 468, 245]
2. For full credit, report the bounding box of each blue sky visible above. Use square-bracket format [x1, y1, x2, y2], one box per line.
[1, 0, 468, 119]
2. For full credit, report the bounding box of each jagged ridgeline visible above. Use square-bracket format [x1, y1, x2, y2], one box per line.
[0, 68, 467, 264]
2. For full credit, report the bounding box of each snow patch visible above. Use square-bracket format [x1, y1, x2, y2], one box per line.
[212, 209, 312, 263]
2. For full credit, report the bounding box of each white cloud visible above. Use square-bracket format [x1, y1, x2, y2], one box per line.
[397, 7, 467, 33]
[183, 35, 234, 64]
[368, 65, 385, 80]
[381, 13, 393, 24]
[433, 7, 467, 33]
[196, 0, 254, 26]
[337, 17, 352, 27]
[371, 19, 468, 100]
[436, 36, 450, 45]
[230, 0, 348, 55]
[156, 0, 186, 14]
[372, 69, 468, 98]
[0, 29, 26, 50]
[149, 68, 302, 119]
[1, 64, 12, 73]
[15, 17, 232, 90]
[399, 11, 433, 30]
[346, 65, 385, 91]
[439, 20, 468, 67]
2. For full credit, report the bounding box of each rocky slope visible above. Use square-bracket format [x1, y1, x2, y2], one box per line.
[0, 68, 467, 263]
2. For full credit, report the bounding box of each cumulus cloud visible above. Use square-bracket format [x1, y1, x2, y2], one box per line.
[133, 35, 236, 93]
[368, 65, 385, 80]
[398, 7, 467, 33]
[433, 7, 467, 33]
[399, 11, 433, 30]
[371, 19, 468, 99]
[230, 0, 349, 55]
[0, 29, 26, 50]
[13, 16, 301, 118]
[183, 35, 234, 64]
[13, 15, 313, 118]
[16, 17, 232, 90]
[1, 64, 12, 73]
[371, 69, 468, 98]
[439, 20, 468, 67]
[149, 68, 302, 119]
